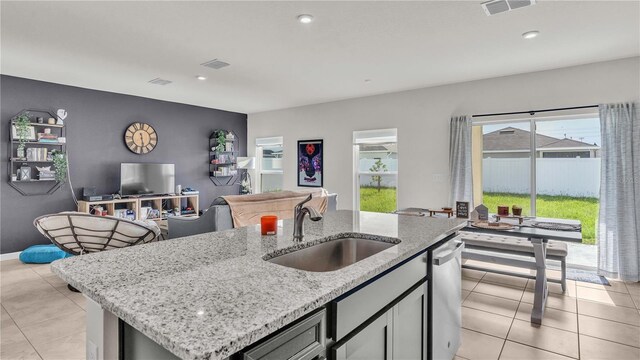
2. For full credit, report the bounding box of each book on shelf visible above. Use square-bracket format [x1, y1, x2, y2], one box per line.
[26, 147, 48, 161]
[37, 133, 58, 141]
[213, 168, 238, 176]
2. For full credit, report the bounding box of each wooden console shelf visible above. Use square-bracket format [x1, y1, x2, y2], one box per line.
[77, 194, 199, 221]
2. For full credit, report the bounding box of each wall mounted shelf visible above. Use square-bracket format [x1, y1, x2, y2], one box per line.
[11, 141, 65, 145]
[7, 109, 66, 196]
[209, 129, 240, 186]
[11, 122, 64, 128]
[11, 179, 58, 183]
[9, 159, 55, 163]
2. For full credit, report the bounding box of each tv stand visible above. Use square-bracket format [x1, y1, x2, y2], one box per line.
[77, 194, 199, 221]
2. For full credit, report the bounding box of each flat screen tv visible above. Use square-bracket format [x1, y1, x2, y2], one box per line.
[120, 163, 175, 196]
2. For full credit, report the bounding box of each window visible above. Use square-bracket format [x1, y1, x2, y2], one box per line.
[473, 114, 601, 269]
[353, 129, 398, 213]
[256, 137, 284, 193]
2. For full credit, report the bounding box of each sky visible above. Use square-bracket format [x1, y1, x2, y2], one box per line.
[481, 117, 601, 146]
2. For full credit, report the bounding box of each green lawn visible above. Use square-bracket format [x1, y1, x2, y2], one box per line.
[360, 187, 397, 213]
[358, 188, 598, 244]
[483, 192, 599, 245]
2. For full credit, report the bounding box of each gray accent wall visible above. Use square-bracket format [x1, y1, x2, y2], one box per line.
[1, 75, 247, 254]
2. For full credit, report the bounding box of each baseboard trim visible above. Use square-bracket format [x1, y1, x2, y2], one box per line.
[0, 252, 21, 261]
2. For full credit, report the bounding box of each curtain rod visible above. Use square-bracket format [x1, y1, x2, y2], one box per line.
[471, 105, 598, 118]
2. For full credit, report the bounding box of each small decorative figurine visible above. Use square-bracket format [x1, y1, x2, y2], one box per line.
[56, 109, 67, 125]
[474, 204, 489, 221]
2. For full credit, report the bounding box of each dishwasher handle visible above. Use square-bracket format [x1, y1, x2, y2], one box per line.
[433, 241, 465, 266]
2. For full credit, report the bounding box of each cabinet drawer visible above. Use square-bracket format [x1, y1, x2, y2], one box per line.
[331, 252, 427, 341]
[241, 309, 326, 360]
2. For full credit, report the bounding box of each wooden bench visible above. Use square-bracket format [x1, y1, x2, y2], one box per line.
[460, 232, 568, 292]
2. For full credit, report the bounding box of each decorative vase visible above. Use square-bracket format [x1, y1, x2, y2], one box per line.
[16, 147, 25, 159]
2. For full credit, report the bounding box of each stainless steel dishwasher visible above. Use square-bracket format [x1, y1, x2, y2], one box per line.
[429, 236, 464, 360]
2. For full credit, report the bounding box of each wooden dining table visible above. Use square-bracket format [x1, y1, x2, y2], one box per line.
[461, 217, 582, 325]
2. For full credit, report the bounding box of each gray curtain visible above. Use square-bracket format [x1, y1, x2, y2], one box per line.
[597, 102, 640, 282]
[449, 115, 473, 208]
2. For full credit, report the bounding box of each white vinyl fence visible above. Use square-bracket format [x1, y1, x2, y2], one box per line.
[482, 158, 600, 198]
[358, 159, 398, 188]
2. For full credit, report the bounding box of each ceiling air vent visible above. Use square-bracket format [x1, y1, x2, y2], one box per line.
[148, 78, 172, 85]
[201, 59, 230, 70]
[481, 0, 536, 16]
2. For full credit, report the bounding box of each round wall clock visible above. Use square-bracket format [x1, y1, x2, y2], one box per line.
[124, 122, 157, 154]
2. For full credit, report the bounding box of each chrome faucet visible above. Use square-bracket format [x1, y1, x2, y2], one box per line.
[293, 194, 323, 241]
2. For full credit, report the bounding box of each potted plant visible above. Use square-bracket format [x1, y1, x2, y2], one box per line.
[14, 113, 31, 159]
[215, 130, 227, 153]
[51, 150, 68, 182]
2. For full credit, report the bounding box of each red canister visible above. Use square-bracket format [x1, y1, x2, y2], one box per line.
[497, 206, 509, 216]
[261, 215, 278, 235]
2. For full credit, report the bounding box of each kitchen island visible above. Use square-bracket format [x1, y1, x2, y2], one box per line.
[51, 210, 466, 360]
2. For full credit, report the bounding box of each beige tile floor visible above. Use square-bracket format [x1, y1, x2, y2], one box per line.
[1, 259, 85, 360]
[1, 258, 640, 360]
[458, 262, 640, 360]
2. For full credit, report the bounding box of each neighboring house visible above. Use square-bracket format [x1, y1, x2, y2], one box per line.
[483, 127, 600, 158]
[358, 143, 398, 160]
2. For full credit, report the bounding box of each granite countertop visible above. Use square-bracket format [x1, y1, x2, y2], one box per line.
[51, 210, 466, 360]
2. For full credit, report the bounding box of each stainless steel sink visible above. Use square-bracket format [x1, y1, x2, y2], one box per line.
[266, 235, 399, 272]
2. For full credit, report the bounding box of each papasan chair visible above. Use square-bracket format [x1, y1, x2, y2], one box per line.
[34, 212, 161, 291]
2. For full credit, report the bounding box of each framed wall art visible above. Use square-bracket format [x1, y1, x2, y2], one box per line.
[11, 125, 36, 141]
[297, 139, 323, 187]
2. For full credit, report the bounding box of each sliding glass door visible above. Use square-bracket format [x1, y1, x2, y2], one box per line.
[534, 117, 600, 269]
[473, 115, 601, 269]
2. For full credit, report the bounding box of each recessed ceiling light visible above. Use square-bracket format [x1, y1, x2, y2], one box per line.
[522, 30, 539, 39]
[364, 79, 372, 83]
[196, 75, 207, 81]
[297, 14, 314, 24]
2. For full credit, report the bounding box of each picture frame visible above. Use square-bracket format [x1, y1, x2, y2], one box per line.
[11, 125, 36, 141]
[297, 139, 323, 187]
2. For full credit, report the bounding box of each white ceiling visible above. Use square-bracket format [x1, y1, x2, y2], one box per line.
[2, 1, 639, 114]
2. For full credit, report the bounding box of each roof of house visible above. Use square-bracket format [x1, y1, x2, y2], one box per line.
[359, 143, 397, 152]
[483, 127, 599, 152]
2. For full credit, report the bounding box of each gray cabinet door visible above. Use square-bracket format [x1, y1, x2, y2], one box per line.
[333, 310, 393, 360]
[392, 284, 425, 360]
